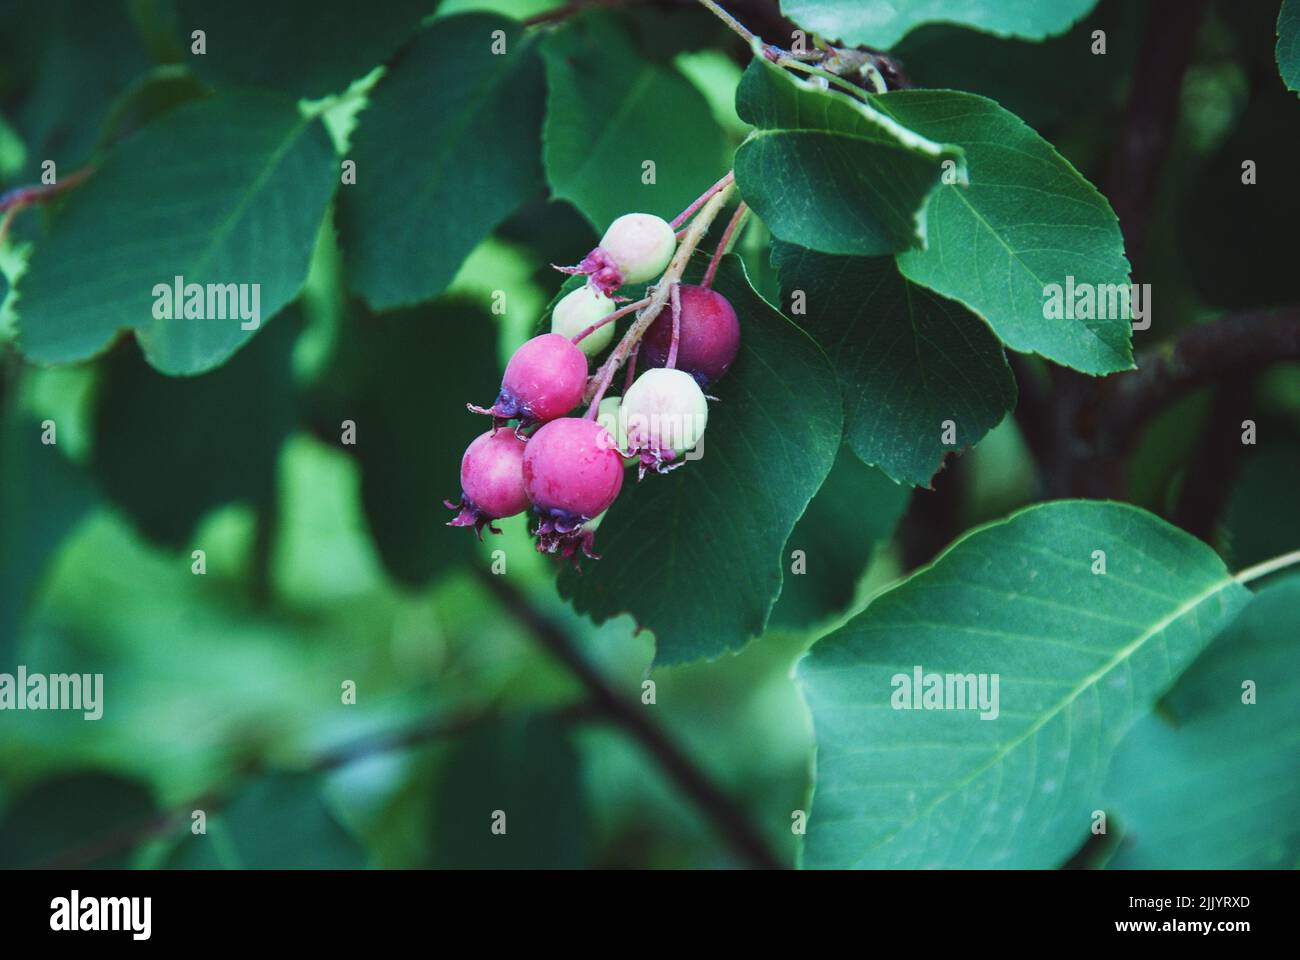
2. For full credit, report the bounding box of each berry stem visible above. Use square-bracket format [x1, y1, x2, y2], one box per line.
[701, 201, 750, 289]
[0, 164, 95, 245]
[669, 170, 734, 229]
[666, 281, 682, 369]
[571, 295, 651, 345]
[585, 181, 736, 416]
[622, 341, 641, 395]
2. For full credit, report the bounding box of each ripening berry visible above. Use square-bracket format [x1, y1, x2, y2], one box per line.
[621, 368, 709, 477]
[551, 286, 617, 356]
[444, 429, 529, 538]
[641, 285, 740, 386]
[468, 333, 588, 429]
[600, 213, 676, 283]
[553, 213, 676, 295]
[523, 417, 624, 560]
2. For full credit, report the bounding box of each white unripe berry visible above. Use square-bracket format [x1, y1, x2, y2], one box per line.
[551, 286, 617, 356]
[600, 213, 676, 283]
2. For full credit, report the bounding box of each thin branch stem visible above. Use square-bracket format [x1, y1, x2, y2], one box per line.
[666, 281, 682, 368]
[701, 201, 749, 289]
[670, 170, 734, 230]
[0, 165, 94, 245]
[571, 295, 650, 345]
[475, 567, 784, 869]
[1235, 549, 1300, 586]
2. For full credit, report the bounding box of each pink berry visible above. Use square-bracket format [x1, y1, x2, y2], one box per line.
[641, 285, 740, 386]
[444, 429, 529, 538]
[468, 333, 588, 429]
[522, 417, 624, 561]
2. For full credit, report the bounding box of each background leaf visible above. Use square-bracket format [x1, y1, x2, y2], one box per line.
[338, 14, 545, 310]
[164, 771, 367, 869]
[1105, 575, 1300, 868]
[431, 715, 589, 868]
[875, 90, 1133, 374]
[1279, 0, 1300, 94]
[0, 771, 157, 869]
[772, 241, 1016, 486]
[734, 59, 962, 256]
[798, 500, 1251, 868]
[780, 0, 1099, 49]
[540, 11, 731, 229]
[16, 92, 337, 374]
[90, 306, 301, 549]
[770, 444, 908, 628]
[559, 255, 841, 665]
[0, 412, 95, 662]
[175, 0, 433, 99]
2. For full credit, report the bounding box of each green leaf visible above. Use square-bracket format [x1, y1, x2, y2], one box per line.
[798, 500, 1251, 869]
[772, 241, 1016, 486]
[432, 716, 589, 868]
[780, 0, 1099, 49]
[1105, 576, 1300, 868]
[0, 771, 158, 869]
[338, 14, 545, 310]
[733, 59, 963, 256]
[540, 11, 731, 229]
[1280, 0, 1300, 94]
[327, 298, 500, 588]
[559, 255, 841, 665]
[15, 92, 337, 375]
[0, 0, 151, 182]
[1221, 445, 1300, 569]
[176, 0, 432, 99]
[0, 413, 96, 660]
[90, 305, 301, 549]
[770, 444, 909, 628]
[870, 90, 1133, 374]
[164, 771, 367, 869]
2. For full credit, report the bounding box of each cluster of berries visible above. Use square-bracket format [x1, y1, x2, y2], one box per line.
[445, 210, 741, 563]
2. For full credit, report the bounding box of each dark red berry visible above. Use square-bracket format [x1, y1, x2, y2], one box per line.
[641, 284, 739, 386]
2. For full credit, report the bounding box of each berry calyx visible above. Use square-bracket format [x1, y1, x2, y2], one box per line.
[444, 429, 529, 538]
[468, 333, 588, 430]
[522, 417, 624, 560]
[551, 286, 617, 356]
[620, 368, 709, 478]
[554, 213, 676, 295]
[641, 284, 740, 386]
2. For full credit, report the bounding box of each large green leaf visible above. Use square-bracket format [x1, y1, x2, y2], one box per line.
[1280, 0, 1300, 94]
[798, 500, 1251, 869]
[90, 306, 301, 549]
[540, 11, 730, 229]
[164, 771, 367, 869]
[872, 90, 1133, 374]
[431, 716, 589, 868]
[734, 59, 963, 256]
[781, 0, 1098, 49]
[1105, 576, 1300, 868]
[772, 241, 1015, 486]
[15, 92, 337, 374]
[0, 771, 158, 869]
[559, 255, 841, 665]
[338, 14, 545, 310]
[770, 444, 908, 628]
[176, 0, 433, 99]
